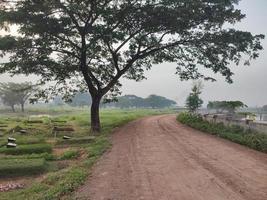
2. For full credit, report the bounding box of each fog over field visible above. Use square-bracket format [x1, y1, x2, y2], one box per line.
[0, 0, 266, 107]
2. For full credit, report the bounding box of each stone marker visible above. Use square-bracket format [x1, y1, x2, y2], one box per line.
[6, 143, 17, 148]
[8, 137, 16, 143]
[63, 136, 71, 140]
[19, 130, 27, 134]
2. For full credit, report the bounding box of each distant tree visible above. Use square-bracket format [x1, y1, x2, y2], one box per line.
[145, 95, 176, 109]
[262, 105, 267, 112]
[0, 83, 18, 112]
[0, 1, 264, 132]
[207, 101, 247, 114]
[207, 101, 224, 113]
[110, 94, 176, 109]
[52, 96, 65, 107]
[186, 81, 203, 113]
[0, 82, 35, 112]
[69, 92, 92, 107]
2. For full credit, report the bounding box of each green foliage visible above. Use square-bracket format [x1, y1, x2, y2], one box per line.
[16, 137, 45, 145]
[0, 144, 52, 155]
[87, 136, 111, 159]
[0, 82, 36, 112]
[186, 82, 203, 113]
[59, 150, 79, 160]
[177, 112, 267, 153]
[0, 153, 56, 161]
[0, 158, 47, 178]
[207, 101, 247, 113]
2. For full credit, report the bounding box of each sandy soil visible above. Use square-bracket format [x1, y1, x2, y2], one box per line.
[75, 115, 267, 200]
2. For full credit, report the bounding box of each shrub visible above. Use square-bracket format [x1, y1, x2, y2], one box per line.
[0, 144, 52, 155]
[177, 112, 267, 153]
[0, 158, 47, 177]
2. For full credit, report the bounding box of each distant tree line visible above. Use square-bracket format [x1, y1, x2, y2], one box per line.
[207, 101, 247, 114]
[52, 94, 176, 109]
[108, 95, 176, 109]
[0, 82, 36, 112]
[262, 105, 267, 112]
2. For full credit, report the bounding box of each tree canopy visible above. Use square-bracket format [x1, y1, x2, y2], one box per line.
[207, 101, 247, 114]
[0, 0, 264, 132]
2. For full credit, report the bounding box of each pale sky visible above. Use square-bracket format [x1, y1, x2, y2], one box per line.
[121, 0, 267, 107]
[0, 0, 267, 107]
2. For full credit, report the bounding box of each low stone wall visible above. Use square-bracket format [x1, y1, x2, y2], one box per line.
[203, 114, 267, 135]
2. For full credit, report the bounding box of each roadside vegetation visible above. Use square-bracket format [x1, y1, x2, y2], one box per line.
[177, 112, 267, 153]
[0, 108, 171, 199]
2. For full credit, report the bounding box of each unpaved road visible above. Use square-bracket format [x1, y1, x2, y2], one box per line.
[75, 115, 267, 200]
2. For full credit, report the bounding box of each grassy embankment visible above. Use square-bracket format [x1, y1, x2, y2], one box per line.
[177, 112, 267, 153]
[0, 108, 171, 200]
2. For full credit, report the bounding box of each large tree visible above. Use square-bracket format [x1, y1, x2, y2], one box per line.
[0, 0, 264, 132]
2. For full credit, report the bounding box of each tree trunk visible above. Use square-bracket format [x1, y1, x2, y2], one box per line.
[91, 96, 101, 133]
[21, 103, 24, 112]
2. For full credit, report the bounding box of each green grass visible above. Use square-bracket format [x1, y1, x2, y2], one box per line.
[177, 112, 267, 153]
[59, 150, 80, 160]
[0, 152, 55, 161]
[56, 136, 95, 145]
[0, 109, 172, 200]
[0, 144, 52, 155]
[0, 158, 47, 178]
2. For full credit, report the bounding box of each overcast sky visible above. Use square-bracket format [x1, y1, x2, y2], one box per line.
[121, 0, 267, 107]
[0, 0, 266, 107]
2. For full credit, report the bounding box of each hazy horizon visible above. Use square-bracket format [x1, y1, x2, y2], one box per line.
[0, 0, 266, 107]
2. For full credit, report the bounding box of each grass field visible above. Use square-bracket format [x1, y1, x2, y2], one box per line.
[0, 108, 173, 200]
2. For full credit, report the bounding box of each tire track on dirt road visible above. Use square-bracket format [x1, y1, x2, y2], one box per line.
[75, 115, 267, 200]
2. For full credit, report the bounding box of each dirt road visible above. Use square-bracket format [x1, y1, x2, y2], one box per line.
[75, 115, 267, 200]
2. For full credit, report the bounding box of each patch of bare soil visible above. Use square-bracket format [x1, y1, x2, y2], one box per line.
[75, 115, 267, 200]
[0, 175, 47, 193]
[53, 147, 71, 157]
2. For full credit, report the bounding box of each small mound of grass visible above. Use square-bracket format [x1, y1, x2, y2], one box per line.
[16, 137, 45, 145]
[59, 150, 80, 160]
[0, 153, 56, 161]
[56, 136, 95, 145]
[0, 144, 52, 155]
[0, 158, 47, 178]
